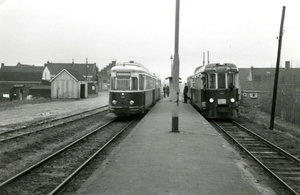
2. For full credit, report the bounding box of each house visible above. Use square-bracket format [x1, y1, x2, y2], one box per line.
[50, 69, 87, 99]
[239, 63, 300, 108]
[43, 61, 98, 95]
[0, 63, 44, 101]
[98, 60, 116, 91]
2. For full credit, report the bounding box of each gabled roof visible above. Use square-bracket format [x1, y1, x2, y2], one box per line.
[0, 63, 43, 81]
[50, 69, 85, 82]
[239, 68, 256, 91]
[44, 62, 97, 76]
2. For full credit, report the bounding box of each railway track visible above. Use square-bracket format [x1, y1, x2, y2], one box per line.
[211, 120, 300, 195]
[0, 116, 136, 195]
[0, 105, 109, 142]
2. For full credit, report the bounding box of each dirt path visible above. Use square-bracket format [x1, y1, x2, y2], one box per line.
[0, 92, 109, 129]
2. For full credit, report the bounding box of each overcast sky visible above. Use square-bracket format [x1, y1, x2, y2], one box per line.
[0, 0, 299, 82]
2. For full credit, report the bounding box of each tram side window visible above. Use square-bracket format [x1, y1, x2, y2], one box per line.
[131, 77, 138, 91]
[192, 78, 195, 88]
[227, 73, 234, 88]
[110, 77, 116, 90]
[139, 75, 144, 90]
[201, 75, 206, 89]
[208, 74, 216, 89]
[153, 78, 155, 89]
[218, 73, 226, 89]
[146, 76, 152, 90]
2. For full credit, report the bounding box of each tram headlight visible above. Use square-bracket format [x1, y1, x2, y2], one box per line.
[230, 98, 235, 103]
[129, 100, 134, 105]
[112, 100, 117, 105]
[209, 98, 214, 103]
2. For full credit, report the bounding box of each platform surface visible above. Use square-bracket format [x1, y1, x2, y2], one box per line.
[76, 96, 276, 195]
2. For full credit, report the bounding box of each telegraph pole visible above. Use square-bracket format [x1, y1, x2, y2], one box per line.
[171, 0, 180, 132]
[269, 6, 286, 130]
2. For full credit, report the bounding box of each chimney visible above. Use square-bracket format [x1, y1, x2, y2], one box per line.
[285, 61, 290, 69]
[248, 66, 254, 81]
[1, 63, 4, 68]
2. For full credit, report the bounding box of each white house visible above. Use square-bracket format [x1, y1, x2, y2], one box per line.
[50, 69, 87, 99]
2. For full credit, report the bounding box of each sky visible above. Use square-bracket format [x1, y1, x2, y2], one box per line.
[0, 0, 299, 83]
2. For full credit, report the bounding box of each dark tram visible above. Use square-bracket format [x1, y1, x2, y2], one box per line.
[187, 62, 240, 119]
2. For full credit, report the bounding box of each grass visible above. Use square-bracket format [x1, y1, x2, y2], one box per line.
[236, 105, 300, 156]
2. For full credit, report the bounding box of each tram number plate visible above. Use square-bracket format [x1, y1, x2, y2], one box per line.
[218, 99, 226, 104]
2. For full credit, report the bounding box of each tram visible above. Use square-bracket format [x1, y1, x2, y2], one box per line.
[109, 61, 161, 115]
[187, 62, 240, 119]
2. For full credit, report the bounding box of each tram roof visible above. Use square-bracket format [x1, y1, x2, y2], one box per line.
[193, 63, 238, 74]
[116, 61, 149, 69]
[111, 61, 160, 80]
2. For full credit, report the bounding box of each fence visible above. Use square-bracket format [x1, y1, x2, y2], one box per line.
[259, 89, 300, 126]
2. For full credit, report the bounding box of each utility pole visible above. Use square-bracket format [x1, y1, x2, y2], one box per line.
[269, 6, 286, 130]
[171, 0, 180, 133]
[203, 52, 205, 66]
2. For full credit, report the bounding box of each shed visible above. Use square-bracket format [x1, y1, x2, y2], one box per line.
[29, 85, 51, 98]
[50, 69, 87, 99]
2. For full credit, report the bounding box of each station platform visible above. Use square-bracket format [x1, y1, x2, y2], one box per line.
[76, 96, 275, 195]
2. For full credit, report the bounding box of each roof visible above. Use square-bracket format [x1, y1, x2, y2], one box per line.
[44, 62, 97, 76]
[239, 67, 300, 92]
[29, 85, 51, 90]
[0, 64, 43, 82]
[238, 68, 256, 91]
[50, 69, 85, 82]
[111, 61, 161, 80]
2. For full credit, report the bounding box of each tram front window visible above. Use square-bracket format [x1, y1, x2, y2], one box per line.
[228, 73, 234, 88]
[218, 73, 226, 89]
[111, 77, 138, 91]
[208, 74, 216, 89]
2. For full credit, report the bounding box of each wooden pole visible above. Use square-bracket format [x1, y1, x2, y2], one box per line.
[269, 6, 286, 130]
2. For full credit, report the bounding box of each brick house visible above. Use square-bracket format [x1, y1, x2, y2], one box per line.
[239, 63, 300, 110]
[0, 63, 44, 100]
[98, 60, 116, 91]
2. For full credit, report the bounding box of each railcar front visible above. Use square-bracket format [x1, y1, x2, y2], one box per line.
[188, 63, 240, 119]
[109, 62, 161, 116]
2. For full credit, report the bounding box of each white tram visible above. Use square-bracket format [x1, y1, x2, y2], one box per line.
[109, 61, 161, 115]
